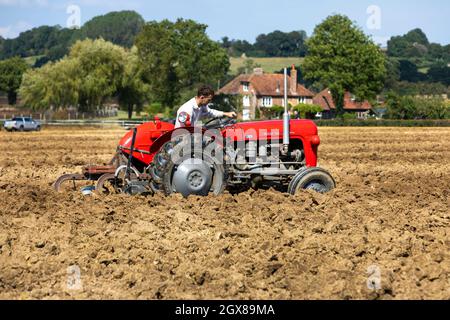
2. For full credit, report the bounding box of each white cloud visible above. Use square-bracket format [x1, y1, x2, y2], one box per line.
[0, 20, 33, 38]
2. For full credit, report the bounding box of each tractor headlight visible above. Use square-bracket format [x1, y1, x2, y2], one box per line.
[178, 112, 190, 125]
[310, 135, 321, 146]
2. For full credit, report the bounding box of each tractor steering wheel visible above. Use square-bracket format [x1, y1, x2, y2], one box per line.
[204, 117, 236, 130]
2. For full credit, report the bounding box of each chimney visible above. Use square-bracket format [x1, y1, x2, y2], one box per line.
[253, 67, 263, 75]
[290, 65, 297, 94]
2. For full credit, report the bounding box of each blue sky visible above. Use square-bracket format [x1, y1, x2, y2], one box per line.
[0, 0, 449, 46]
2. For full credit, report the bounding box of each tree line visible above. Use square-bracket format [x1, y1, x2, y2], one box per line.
[384, 28, 450, 96]
[14, 19, 229, 119]
[0, 11, 145, 66]
[224, 27, 450, 95]
[220, 30, 308, 57]
[0, 11, 448, 120]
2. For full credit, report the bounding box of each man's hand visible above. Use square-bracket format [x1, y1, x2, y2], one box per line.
[224, 112, 237, 118]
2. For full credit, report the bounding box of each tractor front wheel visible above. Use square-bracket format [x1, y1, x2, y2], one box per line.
[288, 167, 336, 194]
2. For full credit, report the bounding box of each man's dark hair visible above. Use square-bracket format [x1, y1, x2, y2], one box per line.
[197, 85, 215, 97]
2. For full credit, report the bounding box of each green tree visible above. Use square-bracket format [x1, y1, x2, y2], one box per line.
[0, 57, 29, 105]
[384, 57, 400, 89]
[254, 30, 308, 57]
[399, 59, 426, 82]
[145, 102, 164, 117]
[428, 63, 450, 85]
[118, 47, 150, 119]
[0, 36, 4, 53]
[221, 30, 308, 57]
[385, 92, 417, 119]
[220, 38, 255, 57]
[260, 105, 285, 119]
[303, 15, 386, 116]
[388, 81, 448, 96]
[81, 11, 145, 48]
[20, 58, 80, 110]
[0, 11, 144, 65]
[70, 39, 126, 112]
[387, 29, 430, 58]
[385, 92, 449, 119]
[416, 96, 449, 119]
[292, 103, 323, 119]
[135, 19, 230, 108]
[20, 39, 128, 112]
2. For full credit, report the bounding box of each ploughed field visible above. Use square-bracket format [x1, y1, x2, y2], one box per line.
[0, 126, 448, 299]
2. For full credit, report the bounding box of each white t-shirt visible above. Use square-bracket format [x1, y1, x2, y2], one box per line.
[175, 97, 224, 128]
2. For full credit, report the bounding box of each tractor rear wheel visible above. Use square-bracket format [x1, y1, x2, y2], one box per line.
[288, 167, 336, 194]
[150, 134, 226, 197]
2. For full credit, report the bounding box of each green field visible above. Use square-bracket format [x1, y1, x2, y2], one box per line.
[229, 56, 304, 74]
[23, 55, 44, 66]
[418, 67, 430, 74]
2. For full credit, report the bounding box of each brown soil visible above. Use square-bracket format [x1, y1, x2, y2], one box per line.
[0, 126, 449, 300]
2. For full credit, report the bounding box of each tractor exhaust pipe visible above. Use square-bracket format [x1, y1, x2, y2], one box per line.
[282, 67, 290, 155]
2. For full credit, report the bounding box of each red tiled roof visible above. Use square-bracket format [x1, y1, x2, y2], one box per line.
[218, 74, 251, 94]
[313, 89, 372, 111]
[219, 73, 314, 97]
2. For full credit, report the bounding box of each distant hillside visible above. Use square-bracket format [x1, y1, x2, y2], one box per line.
[0, 11, 144, 66]
[82, 11, 145, 48]
[386, 28, 450, 86]
[220, 30, 308, 58]
[229, 56, 304, 74]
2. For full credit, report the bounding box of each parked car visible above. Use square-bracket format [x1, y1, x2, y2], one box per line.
[3, 117, 41, 132]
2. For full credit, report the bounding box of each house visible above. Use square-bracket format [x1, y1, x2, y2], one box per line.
[218, 65, 314, 120]
[313, 89, 372, 119]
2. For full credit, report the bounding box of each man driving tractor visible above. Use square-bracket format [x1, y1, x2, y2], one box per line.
[175, 85, 236, 128]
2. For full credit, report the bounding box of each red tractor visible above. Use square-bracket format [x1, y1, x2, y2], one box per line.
[54, 116, 336, 197]
[55, 68, 334, 196]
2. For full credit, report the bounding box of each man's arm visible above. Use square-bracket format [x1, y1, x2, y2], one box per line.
[205, 104, 236, 118]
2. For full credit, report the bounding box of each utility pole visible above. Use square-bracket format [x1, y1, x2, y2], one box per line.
[282, 68, 290, 155]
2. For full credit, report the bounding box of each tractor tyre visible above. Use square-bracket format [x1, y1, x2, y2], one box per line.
[150, 134, 226, 197]
[288, 167, 336, 194]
